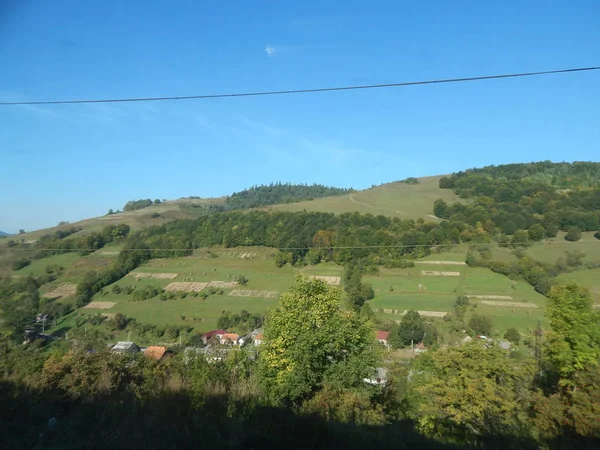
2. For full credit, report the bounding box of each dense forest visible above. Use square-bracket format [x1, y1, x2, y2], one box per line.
[436, 161, 600, 235]
[223, 182, 355, 210]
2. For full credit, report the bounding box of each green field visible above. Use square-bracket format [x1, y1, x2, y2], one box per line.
[366, 254, 547, 335]
[79, 248, 346, 331]
[53, 247, 548, 336]
[14, 252, 81, 277]
[556, 268, 600, 304]
[526, 232, 600, 264]
[268, 176, 463, 220]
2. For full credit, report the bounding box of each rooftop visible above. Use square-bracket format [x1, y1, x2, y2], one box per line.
[376, 331, 390, 341]
[144, 346, 167, 360]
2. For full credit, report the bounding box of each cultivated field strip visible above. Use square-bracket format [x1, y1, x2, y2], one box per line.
[84, 302, 116, 310]
[414, 261, 466, 265]
[229, 289, 279, 298]
[377, 308, 447, 317]
[466, 295, 513, 300]
[42, 283, 77, 299]
[207, 281, 238, 288]
[480, 301, 539, 308]
[164, 282, 209, 292]
[129, 272, 179, 280]
[308, 275, 341, 285]
[420, 271, 461, 277]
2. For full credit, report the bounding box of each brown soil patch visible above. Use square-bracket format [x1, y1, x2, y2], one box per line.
[593, 304, 600, 309]
[229, 289, 279, 298]
[308, 275, 341, 285]
[421, 271, 461, 277]
[164, 282, 208, 292]
[129, 272, 179, 280]
[480, 301, 539, 308]
[415, 261, 466, 265]
[84, 302, 116, 310]
[467, 295, 513, 300]
[42, 283, 77, 299]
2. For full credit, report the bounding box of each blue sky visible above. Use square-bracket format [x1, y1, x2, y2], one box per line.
[1, 0, 599, 233]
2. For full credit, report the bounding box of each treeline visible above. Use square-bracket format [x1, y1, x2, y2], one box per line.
[123, 198, 161, 211]
[133, 210, 450, 267]
[224, 182, 355, 210]
[436, 161, 600, 237]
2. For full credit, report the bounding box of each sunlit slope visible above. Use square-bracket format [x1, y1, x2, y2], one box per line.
[267, 176, 463, 219]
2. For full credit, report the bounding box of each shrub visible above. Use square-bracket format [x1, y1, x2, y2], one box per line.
[565, 226, 582, 242]
[504, 328, 521, 344]
[11, 259, 30, 271]
[469, 314, 493, 336]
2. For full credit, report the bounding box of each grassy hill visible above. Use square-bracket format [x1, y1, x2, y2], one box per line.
[5, 176, 456, 245]
[267, 176, 463, 219]
[7, 197, 225, 243]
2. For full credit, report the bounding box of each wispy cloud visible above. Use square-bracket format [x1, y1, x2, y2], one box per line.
[265, 45, 276, 57]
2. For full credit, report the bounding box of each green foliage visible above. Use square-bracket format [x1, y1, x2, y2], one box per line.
[258, 276, 379, 404]
[11, 259, 30, 271]
[225, 182, 355, 210]
[594, 230, 600, 240]
[342, 264, 374, 310]
[123, 198, 154, 211]
[217, 310, 264, 332]
[468, 314, 493, 336]
[131, 285, 162, 302]
[439, 162, 600, 235]
[389, 310, 425, 348]
[565, 226, 582, 242]
[528, 224, 546, 241]
[543, 283, 600, 380]
[234, 274, 249, 286]
[411, 343, 534, 444]
[504, 327, 521, 344]
[400, 177, 419, 184]
[510, 230, 530, 248]
[111, 284, 122, 294]
[432, 199, 448, 219]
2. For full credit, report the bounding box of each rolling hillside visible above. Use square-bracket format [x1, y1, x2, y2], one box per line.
[267, 176, 463, 219]
[5, 176, 455, 244]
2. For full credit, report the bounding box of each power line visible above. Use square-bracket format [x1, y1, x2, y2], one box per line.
[1, 66, 598, 106]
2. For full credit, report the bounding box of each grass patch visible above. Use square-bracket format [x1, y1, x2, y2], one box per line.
[14, 252, 81, 277]
[269, 176, 463, 220]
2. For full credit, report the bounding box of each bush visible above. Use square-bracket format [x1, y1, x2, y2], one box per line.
[468, 314, 493, 336]
[235, 275, 249, 286]
[594, 231, 600, 240]
[504, 328, 521, 344]
[132, 285, 161, 301]
[112, 285, 122, 294]
[564, 226, 582, 242]
[11, 259, 30, 271]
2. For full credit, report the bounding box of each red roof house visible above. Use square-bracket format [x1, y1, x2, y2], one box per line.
[202, 329, 228, 345]
[376, 331, 390, 347]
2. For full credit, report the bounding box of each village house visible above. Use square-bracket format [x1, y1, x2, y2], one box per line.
[111, 341, 139, 354]
[201, 329, 227, 345]
[220, 333, 239, 345]
[254, 333, 264, 345]
[376, 330, 390, 347]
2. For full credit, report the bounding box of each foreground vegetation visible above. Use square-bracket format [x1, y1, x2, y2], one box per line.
[0, 278, 598, 449]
